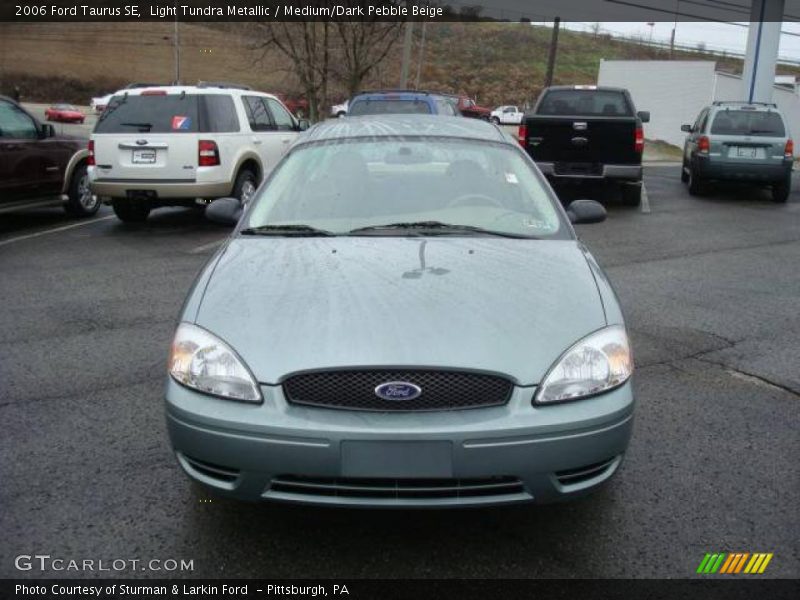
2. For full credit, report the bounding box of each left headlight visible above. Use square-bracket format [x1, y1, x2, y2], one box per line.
[168, 322, 262, 403]
[535, 325, 633, 404]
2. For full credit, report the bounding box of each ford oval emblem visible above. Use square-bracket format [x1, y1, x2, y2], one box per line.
[374, 381, 422, 401]
[136, 139, 148, 146]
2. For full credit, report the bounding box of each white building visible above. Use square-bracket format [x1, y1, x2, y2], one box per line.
[597, 60, 800, 147]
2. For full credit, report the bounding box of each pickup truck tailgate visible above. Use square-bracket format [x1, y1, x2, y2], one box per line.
[525, 117, 640, 169]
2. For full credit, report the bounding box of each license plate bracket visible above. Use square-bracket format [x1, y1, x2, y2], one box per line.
[341, 441, 453, 478]
[735, 146, 758, 158]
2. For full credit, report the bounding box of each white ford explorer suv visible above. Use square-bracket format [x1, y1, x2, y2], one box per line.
[88, 83, 307, 222]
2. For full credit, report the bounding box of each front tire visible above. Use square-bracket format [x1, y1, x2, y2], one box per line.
[490, 116, 500, 125]
[64, 163, 99, 217]
[112, 198, 151, 222]
[772, 174, 791, 203]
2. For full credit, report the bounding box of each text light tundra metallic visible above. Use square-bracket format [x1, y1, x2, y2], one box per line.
[166, 115, 635, 507]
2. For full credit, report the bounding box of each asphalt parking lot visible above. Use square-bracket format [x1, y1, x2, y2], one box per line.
[1, 167, 798, 579]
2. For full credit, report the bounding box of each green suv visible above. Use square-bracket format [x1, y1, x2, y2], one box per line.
[681, 101, 794, 203]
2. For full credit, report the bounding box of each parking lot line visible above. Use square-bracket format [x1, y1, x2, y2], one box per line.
[0, 215, 115, 248]
[641, 183, 651, 214]
[189, 238, 225, 254]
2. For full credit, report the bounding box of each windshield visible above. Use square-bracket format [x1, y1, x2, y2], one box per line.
[348, 99, 432, 116]
[710, 110, 785, 137]
[245, 138, 567, 239]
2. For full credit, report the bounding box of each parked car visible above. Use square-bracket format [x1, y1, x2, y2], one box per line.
[276, 94, 309, 118]
[88, 83, 308, 223]
[166, 115, 634, 507]
[0, 96, 97, 217]
[490, 105, 524, 125]
[681, 101, 794, 203]
[455, 95, 492, 120]
[90, 93, 113, 114]
[347, 90, 459, 117]
[45, 104, 85, 124]
[330, 100, 348, 118]
[519, 85, 650, 206]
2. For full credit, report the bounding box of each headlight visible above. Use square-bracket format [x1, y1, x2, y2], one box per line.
[535, 325, 633, 404]
[168, 322, 261, 403]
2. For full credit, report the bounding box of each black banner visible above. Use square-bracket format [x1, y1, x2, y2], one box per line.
[4, 579, 800, 600]
[4, 0, 800, 22]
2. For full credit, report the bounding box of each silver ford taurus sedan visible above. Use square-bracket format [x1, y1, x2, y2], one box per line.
[166, 115, 634, 507]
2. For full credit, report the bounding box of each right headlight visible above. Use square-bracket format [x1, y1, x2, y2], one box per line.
[535, 325, 633, 404]
[168, 322, 262, 403]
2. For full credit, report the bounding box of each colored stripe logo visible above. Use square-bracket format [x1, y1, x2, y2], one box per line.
[697, 552, 773, 574]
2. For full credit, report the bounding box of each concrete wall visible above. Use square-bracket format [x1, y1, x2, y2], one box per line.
[598, 60, 800, 147]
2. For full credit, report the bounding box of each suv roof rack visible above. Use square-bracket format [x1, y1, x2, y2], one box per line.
[712, 100, 777, 108]
[196, 81, 253, 91]
[357, 89, 433, 95]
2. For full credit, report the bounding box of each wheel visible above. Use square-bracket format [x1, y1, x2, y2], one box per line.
[64, 163, 100, 217]
[336, 111, 346, 118]
[621, 183, 642, 207]
[680, 159, 689, 183]
[112, 198, 151, 222]
[232, 169, 258, 206]
[687, 165, 704, 196]
[771, 173, 791, 203]
[490, 116, 500, 125]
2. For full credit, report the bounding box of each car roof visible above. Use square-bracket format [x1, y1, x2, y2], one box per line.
[298, 114, 513, 145]
[110, 85, 277, 99]
[710, 101, 781, 113]
[352, 91, 437, 101]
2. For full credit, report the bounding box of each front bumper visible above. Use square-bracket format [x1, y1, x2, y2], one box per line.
[536, 162, 642, 181]
[165, 378, 634, 507]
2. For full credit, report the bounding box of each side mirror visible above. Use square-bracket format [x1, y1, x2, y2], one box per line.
[680, 124, 693, 133]
[296, 118, 310, 131]
[637, 111, 650, 123]
[206, 197, 243, 226]
[40, 123, 55, 138]
[566, 199, 607, 225]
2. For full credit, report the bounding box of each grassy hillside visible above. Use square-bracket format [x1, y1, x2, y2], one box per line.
[1, 21, 797, 108]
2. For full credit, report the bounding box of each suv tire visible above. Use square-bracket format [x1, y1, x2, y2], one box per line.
[687, 165, 704, 196]
[232, 169, 258, 206]
[772, 174, 791, 203]
[64, 164, 100, 217]
[112, 198, 151, 222]
[621, 183, 642, 207]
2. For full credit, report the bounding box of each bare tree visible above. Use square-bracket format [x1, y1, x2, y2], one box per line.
[251, 22, 330, 121]
[332, 19, 404, 98]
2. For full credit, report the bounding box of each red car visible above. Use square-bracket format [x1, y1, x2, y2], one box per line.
[45, 104, 85, 124]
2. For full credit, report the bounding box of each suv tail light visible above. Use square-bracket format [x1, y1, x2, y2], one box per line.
[517, 124, 527, 146]
[87, 140, 95, 166]
[198, 140, 220, 167]
[785, 139, 794, 159]
[634, 125, 644, 153]
[697, 135, 710, 154]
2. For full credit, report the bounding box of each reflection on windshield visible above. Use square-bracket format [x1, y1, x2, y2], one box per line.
[245, 138, 566, 239]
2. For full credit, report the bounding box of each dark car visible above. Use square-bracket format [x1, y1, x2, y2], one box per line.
[0, 96, 98, 217]
[681, 101, 794, 203]
[520, 85, 650, 206]
[347, 90, 459, 117]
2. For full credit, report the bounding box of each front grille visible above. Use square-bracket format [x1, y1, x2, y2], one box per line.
[283, 370, 513, 412]
[268, 475, 525, 500]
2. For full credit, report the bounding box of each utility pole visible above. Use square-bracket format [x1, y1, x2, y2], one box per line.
[670, 1, 680, 59]
[544, 17, 560, 87]
[399, 19, 415, 88]
[173, 1, 181, 85]
[415, 21, 427, 89]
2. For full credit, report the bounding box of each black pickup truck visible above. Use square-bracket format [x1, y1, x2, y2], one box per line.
[519, 85, 650, 206]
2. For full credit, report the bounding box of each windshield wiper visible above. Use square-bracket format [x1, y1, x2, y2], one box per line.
[239, 224, 337, 237]
[120, 122, 153, 132]
[348, 221, 535, 239]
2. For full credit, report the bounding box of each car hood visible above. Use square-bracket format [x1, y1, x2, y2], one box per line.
[194, 238, 607, 385]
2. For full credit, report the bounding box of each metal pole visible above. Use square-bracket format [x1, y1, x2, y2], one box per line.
[399, 19, 415, 88]
[174, 2, 181, 85]
[544, 17, 560, 87]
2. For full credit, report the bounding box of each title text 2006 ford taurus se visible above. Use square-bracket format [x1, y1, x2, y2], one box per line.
[166, 115, 634, 507]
